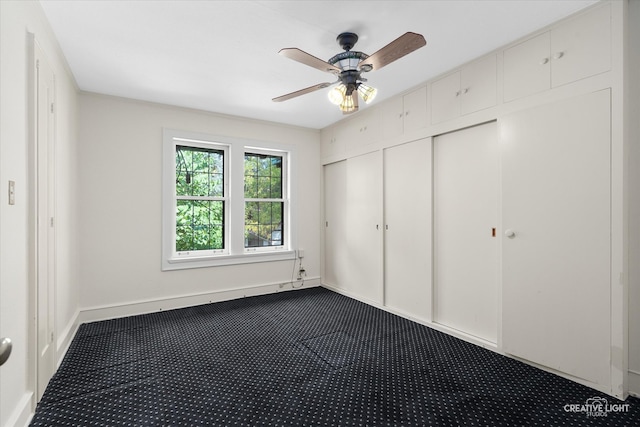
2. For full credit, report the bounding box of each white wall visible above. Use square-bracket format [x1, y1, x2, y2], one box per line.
[628, 0, 640, 397]
[0, 1, 79, 426]
[77, 93, 321, 318]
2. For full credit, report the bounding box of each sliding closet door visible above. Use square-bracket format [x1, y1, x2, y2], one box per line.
[323, 160, 348, 288]
[323, 153, 382, 303]
[345, 151, 383, 304]
[433, 122, 499, 343]
[384, 138, 432, 321]
[501, 90, 611, 387]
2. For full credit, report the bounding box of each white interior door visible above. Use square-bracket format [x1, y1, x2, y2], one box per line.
[501, 90, 611, 387]
[433, 122, 499, 343]
[323, 161, 348, 288]
[345, 151, 383, 304]
[35, 44, 56, 401]
[383, 138, 432, 321]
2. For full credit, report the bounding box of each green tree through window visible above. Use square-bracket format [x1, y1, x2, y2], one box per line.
[175, 145, 225, 251]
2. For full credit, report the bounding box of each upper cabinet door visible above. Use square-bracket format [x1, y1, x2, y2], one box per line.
[504, 4, 611, 103]
[432, 55, 497, 124]
[380, 86, 427, 138]
[503, 32, 551, 102]
[551, 3, 611, 88]
[381, 96, 404, 139]
[402, 86, 428, 133]
[460, 54, 497, 116]
[431, 72, 460, 124]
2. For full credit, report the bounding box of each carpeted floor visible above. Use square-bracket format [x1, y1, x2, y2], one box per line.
[31, 287, 640, 426]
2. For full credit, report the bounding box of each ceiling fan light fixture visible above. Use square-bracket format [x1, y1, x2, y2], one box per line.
[328, 84, 346, 105]
[357, 84, 378, 104]
[339, 95, 357, 113]
[329, 51, 369, 71]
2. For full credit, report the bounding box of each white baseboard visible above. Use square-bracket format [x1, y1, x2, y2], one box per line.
[56, 310, 80, 367]
[629, 370, 640, 398]
[78, 278, 320, 324]
[2, 391, 33, 427]
[320, 283, 383, 309]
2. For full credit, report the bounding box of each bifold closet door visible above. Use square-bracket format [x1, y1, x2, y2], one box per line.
[433, 122, 499, 343]
[384, 138, 432, 321]
[501, 90, 611, 387]
[323, 160, 348, 288]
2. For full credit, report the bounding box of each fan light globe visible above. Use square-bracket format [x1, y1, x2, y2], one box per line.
[339, 95, 356, 113]
[358, 84, 378, 104]
[328, 85, 346, 105]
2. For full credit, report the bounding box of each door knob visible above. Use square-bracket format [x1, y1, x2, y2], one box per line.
[504, 229, 516, 238]
[0, 337, 12, 366]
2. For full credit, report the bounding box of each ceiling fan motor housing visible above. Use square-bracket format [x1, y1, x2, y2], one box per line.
[336, 32, 359, 51]
[329, 34, 370, 95]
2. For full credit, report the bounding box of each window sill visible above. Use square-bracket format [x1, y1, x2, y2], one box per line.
[162, 250, 296, 271]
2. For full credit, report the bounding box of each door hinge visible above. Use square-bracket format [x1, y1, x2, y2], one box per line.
[50, 332, 54, 343]
[51, 103, 54, 113]
[50, 217, 54, 227]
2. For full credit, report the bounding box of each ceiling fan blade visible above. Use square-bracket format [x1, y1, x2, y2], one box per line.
[279, 48, 342, 74]
[272, 82, 335, 102]
[359, 32, 426, 71]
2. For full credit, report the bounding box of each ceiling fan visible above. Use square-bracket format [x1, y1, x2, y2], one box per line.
[272, 32, 426, 114]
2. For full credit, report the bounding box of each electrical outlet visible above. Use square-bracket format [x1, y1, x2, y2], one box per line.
[298, 248, 305, 258]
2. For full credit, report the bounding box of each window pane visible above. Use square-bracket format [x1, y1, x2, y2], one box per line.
[176, 200, 224, 251]
[244, 174, 258, 199]
[244, 153, 283, 199]
[257, 176, 271, 198]
[271, 174, 282, 199]
[244, 201, 283, 247]
[245, 201, 259, 225]
[176, 145, 224, 197]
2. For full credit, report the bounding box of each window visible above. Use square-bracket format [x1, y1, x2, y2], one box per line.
[176, 145, 226, 253]
[163, 129, 296, 270]
[244, 152, 284, 249]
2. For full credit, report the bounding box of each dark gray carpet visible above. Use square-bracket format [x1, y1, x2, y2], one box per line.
[30, 287, 640, 426]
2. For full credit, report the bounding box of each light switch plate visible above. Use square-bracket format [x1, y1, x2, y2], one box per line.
[8, 181, 15, 205]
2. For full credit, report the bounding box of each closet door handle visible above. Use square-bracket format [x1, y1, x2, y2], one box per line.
[504, 229, 516, 238]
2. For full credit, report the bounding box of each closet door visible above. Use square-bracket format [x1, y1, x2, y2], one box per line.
[384, 138, 432, 321]
[501, 90, 611, 387]
[434, 122, 499, 343]
[345, 151, 383, 303]
[323, 161, 348, 288]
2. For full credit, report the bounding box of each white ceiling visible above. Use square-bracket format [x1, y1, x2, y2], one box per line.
[39, 0, 598, 129]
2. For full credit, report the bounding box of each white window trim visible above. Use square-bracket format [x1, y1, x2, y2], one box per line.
[162, 128, 297, 270]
